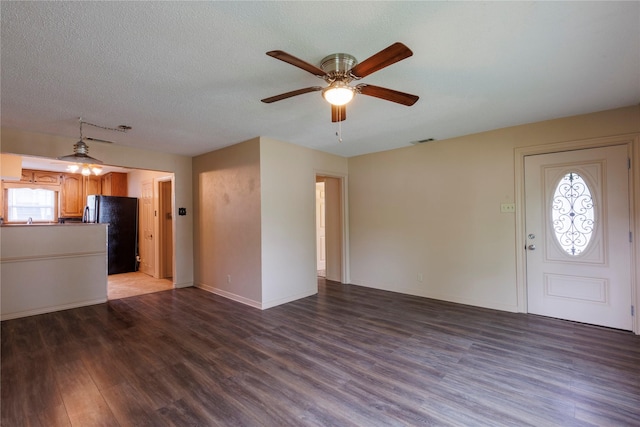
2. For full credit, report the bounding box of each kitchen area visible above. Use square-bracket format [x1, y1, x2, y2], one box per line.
[0, 153, 174, 320]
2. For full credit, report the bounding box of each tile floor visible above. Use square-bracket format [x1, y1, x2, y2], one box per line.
[107, 271, 173, 300]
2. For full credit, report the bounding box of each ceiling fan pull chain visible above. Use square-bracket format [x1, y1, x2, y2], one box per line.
[336, 111, 343, 143]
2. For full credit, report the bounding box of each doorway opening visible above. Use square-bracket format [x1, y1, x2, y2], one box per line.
[316, 180, 326, 278]
[315, 174, 345, 283]
[108, 172, 175, 300]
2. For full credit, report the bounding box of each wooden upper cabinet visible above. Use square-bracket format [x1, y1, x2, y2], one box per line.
[11, 169, 127, 217]
[84, 175, 101, 199]
[20, 169, 61, 184]
[33, 170, 62, 184]
[101, 172, 127, 196]
[59, 174, 84, 217]
[60, 174, 105, 217]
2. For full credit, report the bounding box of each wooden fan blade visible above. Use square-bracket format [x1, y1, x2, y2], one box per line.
[267, 51, 326, 77]
[261, 86, 323, 103]
[357, 84, 419, 106]
[331, 104, 347, 122]
[350, 42, 413, 79]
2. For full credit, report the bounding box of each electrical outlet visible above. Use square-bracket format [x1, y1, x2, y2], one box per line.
[227, 274, 231, 284]
[501, 203, 516, 213]
[417, 273, 423, 283]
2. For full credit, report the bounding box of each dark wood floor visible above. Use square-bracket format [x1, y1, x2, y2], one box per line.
[2, 279, 640, 426]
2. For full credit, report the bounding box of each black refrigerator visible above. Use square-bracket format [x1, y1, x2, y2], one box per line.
[86, 195, 138, 275]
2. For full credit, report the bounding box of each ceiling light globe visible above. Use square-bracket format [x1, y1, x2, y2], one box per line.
[322, 83, 354, 106]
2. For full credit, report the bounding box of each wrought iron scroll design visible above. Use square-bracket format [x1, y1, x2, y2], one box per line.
[551, 172, 595, 256]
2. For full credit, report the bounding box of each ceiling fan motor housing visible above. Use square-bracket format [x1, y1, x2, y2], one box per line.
[321, 53, 358, 81]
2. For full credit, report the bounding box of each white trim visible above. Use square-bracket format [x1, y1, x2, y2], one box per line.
[173, 281, 193, 288]
[0, 298, 107, 321]
[261, 288, 317, 310]
[351, 281, 518, 313]
[0, 250, 106, 263]
[514, 133, 639, 334]
[155, 175, 175, 286]
[195, 282, 262, 309]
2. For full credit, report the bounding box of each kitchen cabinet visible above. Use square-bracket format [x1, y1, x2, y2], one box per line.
[8, 169, 127, 218]
[60, 174, 106, 217]
[101, 172, 127, 196]
[20, 169, 61, 185]
[60, 174, 84, 217]
[84, 175, 101, 199]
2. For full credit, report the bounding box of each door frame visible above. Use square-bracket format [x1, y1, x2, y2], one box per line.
[156, 175, 175, 282]
[514, 133, 639, 333]
[315, 170, 350, 285]
[156, 177, 175, 280]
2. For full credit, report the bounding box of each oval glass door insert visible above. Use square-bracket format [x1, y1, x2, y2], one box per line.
[551, 172, 595, 256]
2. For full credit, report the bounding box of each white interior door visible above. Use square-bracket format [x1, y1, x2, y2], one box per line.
[316, 182, 326, 272]
[525, 145, 632, 330]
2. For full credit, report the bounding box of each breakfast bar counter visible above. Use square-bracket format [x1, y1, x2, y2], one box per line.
[0, 223, 108, 320]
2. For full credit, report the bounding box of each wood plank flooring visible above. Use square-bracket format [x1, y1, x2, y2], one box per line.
[2, 279, 639, 426]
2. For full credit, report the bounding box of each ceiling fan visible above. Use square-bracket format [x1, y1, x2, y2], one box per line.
[57, 118, 132, 175]
[261, 42, 419, 122]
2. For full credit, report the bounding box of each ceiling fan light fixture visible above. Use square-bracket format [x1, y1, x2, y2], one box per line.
[58, 120, 105, 165]
[322, 81, 355, 106]
[80, 164, 102, 176]
[67, 162, 102, 176]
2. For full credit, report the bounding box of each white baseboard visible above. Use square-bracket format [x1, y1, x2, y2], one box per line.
[195, 283, 262, 309]
[194, 282, 317, 310]
[1, 298, 107, 321]
[261, 288, 317, 310]
[174, 281, 194, 289]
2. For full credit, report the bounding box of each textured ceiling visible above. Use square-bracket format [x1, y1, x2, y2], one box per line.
[2, 2, 639, 158]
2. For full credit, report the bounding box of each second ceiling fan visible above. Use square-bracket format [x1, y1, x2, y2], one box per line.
[261, 42, 419, 122]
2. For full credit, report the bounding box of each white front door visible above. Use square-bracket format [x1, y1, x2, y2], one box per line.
[525, 145, 632, 330]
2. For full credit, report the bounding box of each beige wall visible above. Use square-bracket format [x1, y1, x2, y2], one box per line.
[348, 106, 640, 312]
[127, 169, 172, 198]
[192, 138, 263, 305]
[0, 127, 194, 288]
[193, 136, 348, 308]
[259, 138, 349, 307]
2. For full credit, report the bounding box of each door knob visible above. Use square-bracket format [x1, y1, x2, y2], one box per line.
[527, 244, 536, 250]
